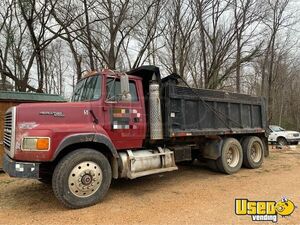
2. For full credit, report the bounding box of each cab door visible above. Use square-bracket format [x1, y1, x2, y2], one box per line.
[102, 76, 146, 150]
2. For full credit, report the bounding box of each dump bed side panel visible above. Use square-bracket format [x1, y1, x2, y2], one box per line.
[162, 82, 267, 138]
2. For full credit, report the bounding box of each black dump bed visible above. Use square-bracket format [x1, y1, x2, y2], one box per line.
[161, 75, 267, 138]
[128, 65, 267, 139]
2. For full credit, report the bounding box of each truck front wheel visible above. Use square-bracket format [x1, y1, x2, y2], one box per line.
[216, 138, 243, 174]
[52, 148, 112, 209]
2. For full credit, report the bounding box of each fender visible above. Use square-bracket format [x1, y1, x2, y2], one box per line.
[276, 136, 285, 141]
[52, 133, 118, 161]
[202, 138, 223, 160]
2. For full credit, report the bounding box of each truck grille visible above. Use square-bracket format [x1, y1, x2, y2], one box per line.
[3, 107, 16, 157]
[4, 111, 12, 149]
[293, 133, 299, 137]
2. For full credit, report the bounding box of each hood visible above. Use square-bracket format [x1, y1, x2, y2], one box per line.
[15, 101, 95, 131]
[274, 130, 300, 136]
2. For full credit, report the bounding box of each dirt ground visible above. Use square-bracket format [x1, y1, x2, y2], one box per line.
[0, 147, 300, 225]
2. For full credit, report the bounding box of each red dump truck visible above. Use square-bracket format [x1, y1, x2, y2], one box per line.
[3, 66, 268, 208]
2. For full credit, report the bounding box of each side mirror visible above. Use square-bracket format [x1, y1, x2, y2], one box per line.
[120, 73, 131, 102]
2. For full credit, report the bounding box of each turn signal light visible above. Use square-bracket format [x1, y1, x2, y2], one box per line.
[36, 138, 50, 150]
[22, 137, 50, 151]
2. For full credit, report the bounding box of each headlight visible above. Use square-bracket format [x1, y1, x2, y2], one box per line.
[22, 137, 50, 151]
[287, 134, 294, 138]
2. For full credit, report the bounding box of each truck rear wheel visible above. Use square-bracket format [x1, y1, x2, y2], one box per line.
[216, 138, 243, 174]
[242, 136, 264, 169]
[52, 148, 112, 209]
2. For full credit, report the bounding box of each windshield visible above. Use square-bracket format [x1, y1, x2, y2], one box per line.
[71, 75, 102, 102]
[269, 125, 285, 132]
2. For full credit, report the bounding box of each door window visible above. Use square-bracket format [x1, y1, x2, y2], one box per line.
[106, 78, 138, 102]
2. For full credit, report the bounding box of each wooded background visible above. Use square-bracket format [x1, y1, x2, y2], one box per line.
[0, 0, 300, 129]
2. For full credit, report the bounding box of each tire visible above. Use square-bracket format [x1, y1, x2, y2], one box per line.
[52, 149, 112, 209]
[263, 140, 269, 158]
[242, 136, 264, 169]
[277, 137, 288, 146]
[216, 138, 243, 174]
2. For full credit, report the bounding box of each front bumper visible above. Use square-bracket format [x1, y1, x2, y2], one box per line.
[3, 154, 40, 179]
[286, 138, 300, 143]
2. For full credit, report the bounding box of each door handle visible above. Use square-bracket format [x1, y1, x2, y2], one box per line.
[133, 117, 140, 123]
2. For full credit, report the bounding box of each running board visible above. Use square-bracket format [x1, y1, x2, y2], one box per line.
[128, 166, 178, 179]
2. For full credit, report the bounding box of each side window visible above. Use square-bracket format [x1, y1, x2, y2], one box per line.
[106, 78, 121, 101]
[106, 78, 139, 102]
[92, 76, 101, 100]
[129, 81, 138, 102]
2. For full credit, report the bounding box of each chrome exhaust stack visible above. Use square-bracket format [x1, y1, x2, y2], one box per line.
[149, 74, 163, 140]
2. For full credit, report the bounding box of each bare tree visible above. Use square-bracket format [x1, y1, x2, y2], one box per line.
[17, 0, 66, 92]
[0, 0, 40, 92]
[159, 0, 197, 78]
[232, 0, 262, 93]
[260, 0, 292, 121]
[128, 0, 164, 69]
[0, 0, 14, 90]
[49, 0, 85, 81]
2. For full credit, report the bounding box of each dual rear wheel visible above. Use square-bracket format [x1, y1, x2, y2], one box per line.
[208, 136, 264, 174]
[242, 136, 264, 169]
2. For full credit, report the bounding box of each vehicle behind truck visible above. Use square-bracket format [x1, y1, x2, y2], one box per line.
[3, 66, 268, 208]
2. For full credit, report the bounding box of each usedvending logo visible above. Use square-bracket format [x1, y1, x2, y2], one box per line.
[235, 197, 296, 223]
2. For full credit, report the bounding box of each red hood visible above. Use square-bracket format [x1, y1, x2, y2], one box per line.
[16, 101, 95, 132]
[12, 101, 100, 161]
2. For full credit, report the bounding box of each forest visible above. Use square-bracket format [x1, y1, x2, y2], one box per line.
[0, 0, 300, 129]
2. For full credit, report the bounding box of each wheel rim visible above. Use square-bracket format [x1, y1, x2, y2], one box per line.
[250, 142, 262, 163]
[226, 145, 240, 167]
[278, 139, 286, 146]
[68, 161, 103, 198]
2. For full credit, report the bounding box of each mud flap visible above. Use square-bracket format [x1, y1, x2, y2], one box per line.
[202, 139, 223, 160]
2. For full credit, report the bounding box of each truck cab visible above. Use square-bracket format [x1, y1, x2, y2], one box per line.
[4, 70, 146, 161]
[73, 70, 147, 150]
